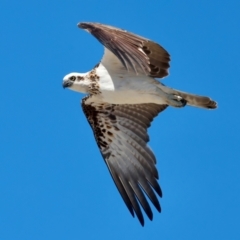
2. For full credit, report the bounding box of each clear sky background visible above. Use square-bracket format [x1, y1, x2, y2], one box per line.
[1, 0, 240, 239]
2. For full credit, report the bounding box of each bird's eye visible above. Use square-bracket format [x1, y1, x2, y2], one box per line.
[69, 76, 76, 81]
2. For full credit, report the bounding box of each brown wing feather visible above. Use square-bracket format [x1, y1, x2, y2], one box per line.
[78, 22, 170, 78]
[82, 96, 167, 226]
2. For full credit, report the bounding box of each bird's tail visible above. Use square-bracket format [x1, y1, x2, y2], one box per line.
[174, 89, 217, 109]
[159, 84, 217, 109]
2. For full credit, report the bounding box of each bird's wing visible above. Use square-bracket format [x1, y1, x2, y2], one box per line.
[78, 22, 170, 78]
[82, 96, 168, 226]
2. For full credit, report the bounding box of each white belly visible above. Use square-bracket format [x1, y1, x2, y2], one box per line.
[100, 88, 167, 104]
[96, 69, 165, 104]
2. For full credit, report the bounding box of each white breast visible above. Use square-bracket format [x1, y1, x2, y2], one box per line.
[95, 63, 166, 105]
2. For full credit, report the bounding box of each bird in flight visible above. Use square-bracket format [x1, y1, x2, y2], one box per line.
[63, 22, 217, 226]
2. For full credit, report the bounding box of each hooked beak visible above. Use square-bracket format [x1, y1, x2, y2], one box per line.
[62, 79, 73, 89]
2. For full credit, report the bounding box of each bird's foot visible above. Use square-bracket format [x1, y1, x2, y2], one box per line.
[166, 94, 187, 107]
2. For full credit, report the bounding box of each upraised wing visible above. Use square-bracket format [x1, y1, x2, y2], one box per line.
[82, 96, 168, 225]
[78, 22, 170, 78]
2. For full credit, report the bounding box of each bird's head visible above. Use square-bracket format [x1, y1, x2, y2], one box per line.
[62, 72, 89, 93]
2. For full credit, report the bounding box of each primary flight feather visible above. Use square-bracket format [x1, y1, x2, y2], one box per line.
[62, 22, 217, 226]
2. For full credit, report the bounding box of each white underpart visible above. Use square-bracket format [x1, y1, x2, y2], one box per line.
[93, 63, 169, 105]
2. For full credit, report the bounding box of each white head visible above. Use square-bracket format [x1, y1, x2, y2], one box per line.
[62, 72, 90, 93]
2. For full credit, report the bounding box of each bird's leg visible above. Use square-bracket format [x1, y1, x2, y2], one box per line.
[155, 87, 186, 107]
[165, 94, 187, 107]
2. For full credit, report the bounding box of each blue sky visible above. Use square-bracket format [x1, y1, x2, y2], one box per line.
[1, 0, 240, 239]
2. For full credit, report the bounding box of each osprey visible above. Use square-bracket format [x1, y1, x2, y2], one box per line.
[63, 22, 217, 226]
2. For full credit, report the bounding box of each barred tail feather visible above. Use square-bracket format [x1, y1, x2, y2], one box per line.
[175, 90, 217, 109]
